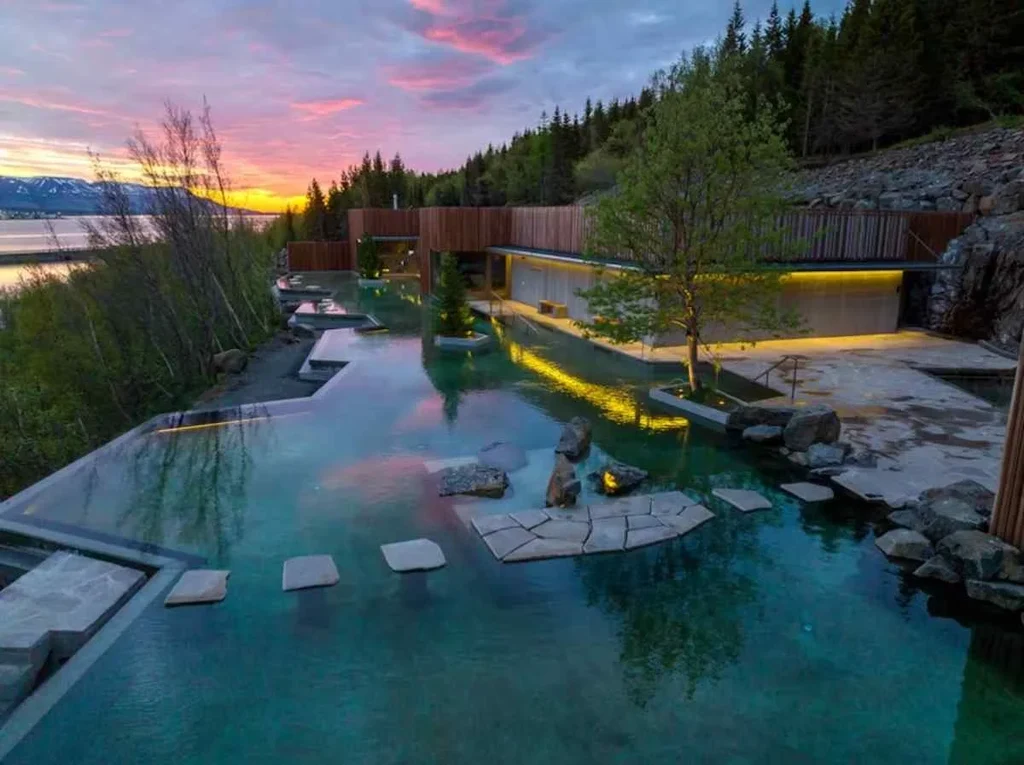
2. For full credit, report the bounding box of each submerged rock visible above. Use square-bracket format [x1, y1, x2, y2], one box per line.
[937, 530, 1018, 580]
[555, 417, 593, 461]
[592, 461, 648, 496]
[782, 405, 841, 451]
[966, 579, 1024, 611]
[725, 405, 797, 432]
[875, 529, 934, 562]
[213, 348, 247, 374]
[477, 442, 528, 473]
[438, 464, 509, 499]
[546, 454, 581, 508]
[742, 425, 784, 444]
[918, 497, 988, 542]
[913, 555, 961, 584]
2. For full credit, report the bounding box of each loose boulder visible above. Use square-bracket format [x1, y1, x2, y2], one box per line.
[913, 555, 961, 584]
[593, 461, 648, 496]
[875, 529, 934, 562]
[546, 454, 581, 508]
[438, 464, 509, 499]
[213, 348, 247, 374]
[555, 417, 592, 461]
[965, 579, 1024, 611]
[782, 405, 841, 451]
[725, 405, 797, 432]
[919, 480, 995, 517]
[477, 442, 528, 473]
[806, 442, 850, 469]
[937, 530, 1019, 581]
[918, 496, 988, 542]
[887, 509, 929, 534]
[742, 425, 784, 445]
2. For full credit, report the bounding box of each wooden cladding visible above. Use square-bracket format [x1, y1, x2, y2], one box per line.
[991, 336, 1024, 548]
[418, 207, 512, 252]
[509, 206, 593, 253]
[287, 241, 352, 271]
[906, 211, 975, 262]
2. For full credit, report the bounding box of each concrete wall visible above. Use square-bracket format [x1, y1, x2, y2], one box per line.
[509, 256, 904, 342]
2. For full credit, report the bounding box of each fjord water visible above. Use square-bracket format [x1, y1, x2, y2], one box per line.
[5, 277, 1023, 764]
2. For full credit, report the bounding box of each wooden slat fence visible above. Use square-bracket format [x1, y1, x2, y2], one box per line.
[418, 207, 512, 252]
[287, 241, 352, 271]
[509, 206, 592, 253]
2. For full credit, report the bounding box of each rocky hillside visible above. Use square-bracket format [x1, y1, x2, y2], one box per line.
[792, 126, 1024, 352]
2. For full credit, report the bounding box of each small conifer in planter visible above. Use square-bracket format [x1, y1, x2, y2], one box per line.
[434, 252, 474, 338]
[357, 237, 383, 280]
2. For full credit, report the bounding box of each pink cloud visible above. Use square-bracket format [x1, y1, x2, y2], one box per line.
[409, 0, 447, 11]
[406, 0, 546, 65]
[0, 67, 25, 77]
[386, 56, 490, 92]
[0, 90, 108, 116]
[290, 98, 364, 118]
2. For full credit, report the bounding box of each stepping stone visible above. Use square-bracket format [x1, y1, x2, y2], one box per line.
[481, 526, 535, 559]
[164, 570, 230, 606]
[282, 555, 340, 591]
[380, 539, 446, 573]
[590, 495, 650, 520]
[660, 504, 715, 536]
[545, 507, 589, 522]
[712, 488, 772, 513]
[511, 509, 549, 530]
[781, 482, 834, 503]
[423, 455, 476, 474]
[625, 526, 678, 550]
[650, 491, 701, 515]
[471, 514, 520, 536]
[584, 517, 626, 553]
[503, 538, 583, 562]
[532, 519, 590, 544]
[627, 515, 664, 530]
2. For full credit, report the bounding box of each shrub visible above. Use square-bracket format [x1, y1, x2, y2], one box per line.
[357, 236, 382, 279]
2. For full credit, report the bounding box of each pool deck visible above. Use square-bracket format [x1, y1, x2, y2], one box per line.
[472, 299, 1018, 507]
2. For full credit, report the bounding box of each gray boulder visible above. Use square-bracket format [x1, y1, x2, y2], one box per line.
[593, 460, 648, 496]
[806, 442, 850, 468]
[438, 464, 509, 499]
[888, 509, 929, 534]
[213, 348, 247, 374]
[965, 579, 1024, 611]
[918, 497, 988, 542]
[477, 442, 528, 473]
[919, 480, 995, 517]
[725, 405, 797, 432]
[875, 529, 934, 562]
[845, 449, 878, 468]
[937, 530, 1019, 580]
[742, 425, 784, 445]
[783, 406, 841, 451]
[555, 417, 592, 461]
[546, 454, 580, 508]
[913, 555, 961, 584]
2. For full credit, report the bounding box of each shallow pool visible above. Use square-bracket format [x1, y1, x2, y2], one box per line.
[4, 276, 1024, 764]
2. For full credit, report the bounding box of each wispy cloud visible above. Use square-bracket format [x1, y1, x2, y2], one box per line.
[404, 0, 549, 65]
[0, 91, 109, 116]
[387, 56, 490, 92]
[290, 98, 365, 118]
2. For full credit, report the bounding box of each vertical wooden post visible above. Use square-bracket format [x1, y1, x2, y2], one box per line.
[485, 252, 493, 296]
[991, 334, 1024, 547]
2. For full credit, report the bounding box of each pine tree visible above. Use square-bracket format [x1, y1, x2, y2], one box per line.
[722, 0, 747, 58]
[303, 178, 327, 240]
[357, 236, 382, 280]
[433, 253, 473, 338]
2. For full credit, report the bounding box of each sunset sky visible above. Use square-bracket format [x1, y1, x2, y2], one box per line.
[1, 0, 843, 212]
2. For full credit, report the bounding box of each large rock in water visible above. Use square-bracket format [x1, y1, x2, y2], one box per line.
[965, 579, 1024, 611]
[742, 425, 784, 444]
[213, 348, 247, 374]
[937, 530, 1019, 580]
[593, 461, 648, 496]
[918, 496, 988, 542]
[726, 405, 797, 432]
[555, 417, 593, 461]
[806, 442, 850, 468]
[783, 406, 841, 451]
[438, 464, 509, 499]
[919, 480, 996, 517]
[546, 454, 581, 508]
[875, 529, 934, 562]
[913, 555, 961, 584]
[477, 442, 528, 472]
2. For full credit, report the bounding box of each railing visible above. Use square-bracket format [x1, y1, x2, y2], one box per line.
[755, 354, 806, 402]
[488, 291, 539, 334]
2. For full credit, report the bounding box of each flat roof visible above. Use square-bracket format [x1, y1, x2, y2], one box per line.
[485, 245, 960, 273]
[370, 235, 419, 242]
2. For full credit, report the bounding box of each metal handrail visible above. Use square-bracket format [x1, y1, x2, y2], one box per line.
[755, 354, 804, 402]
[488, 291, 540, 334]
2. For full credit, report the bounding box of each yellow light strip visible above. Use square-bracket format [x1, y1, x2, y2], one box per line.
[154, 411, 308, 434]
[782, 270, 903, 283]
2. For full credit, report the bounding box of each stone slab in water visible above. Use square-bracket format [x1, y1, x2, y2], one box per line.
[780, 482, 835, 503]
[590, 495, 650, 520]
[584, 517, 626, 553]
[712, 488, 773, 513]
[660, 504, 715, 536]
[532, 519, 590, 544]
[625, 525, 678, 550]
[0, 551, 144, 667]
[380, 539, 446, 573]
[650, 491, 700, 515]
[627, 515, 664, 530]
[481, 526, 536, 559]
[164, 570, 230, 606]
[503, 538, 583, 562]
[471, 513, 520, 536]
[282, 555, 340, 591]
[510, 509, 549, 530]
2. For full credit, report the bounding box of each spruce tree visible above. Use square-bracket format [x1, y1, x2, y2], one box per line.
[303, 178, 327, 241]
[357, 236, 382, 280]
[434, 253, 474, 338]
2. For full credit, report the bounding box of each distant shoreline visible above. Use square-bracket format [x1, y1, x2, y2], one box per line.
[0, 250, 95, 265]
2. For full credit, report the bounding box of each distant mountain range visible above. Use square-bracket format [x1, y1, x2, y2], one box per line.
[0, 176, 256, 216]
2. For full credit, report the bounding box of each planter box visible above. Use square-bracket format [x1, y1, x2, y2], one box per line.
[434, 332, 491, 351]
[649, 386, 730, 431]
[357, 278, 386, 288]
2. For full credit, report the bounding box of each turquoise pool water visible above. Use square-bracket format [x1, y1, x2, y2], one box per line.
[4, 276, 1024, 764]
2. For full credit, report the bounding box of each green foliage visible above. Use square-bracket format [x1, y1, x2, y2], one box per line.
[357, 237, 382, 279]
[302, 178, 328, 240]
[576, 50, 801, 390]
[433, 253, 474, 338]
